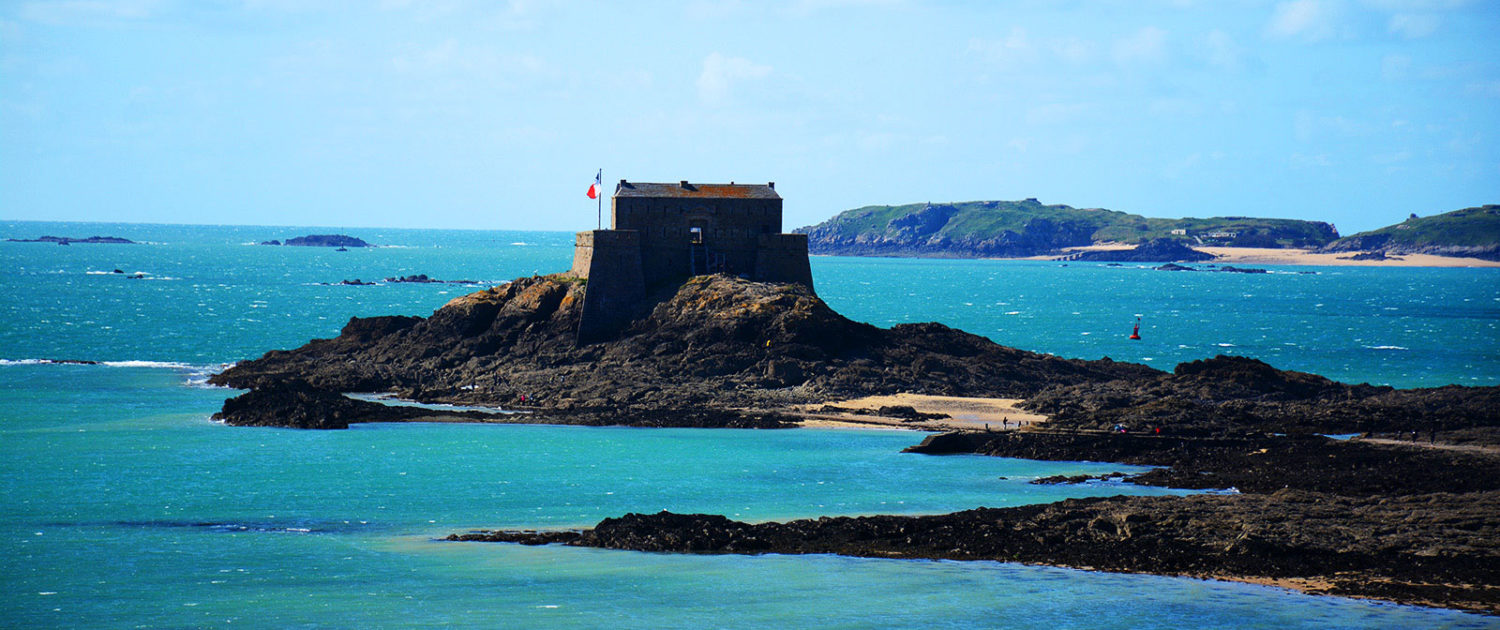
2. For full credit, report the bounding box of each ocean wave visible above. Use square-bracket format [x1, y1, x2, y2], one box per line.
[102, 360, 200, 369]
[1364, 345, 1409, 351]
[1, 358, 228, 372]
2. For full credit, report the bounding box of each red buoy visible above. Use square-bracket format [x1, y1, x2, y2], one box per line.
[1129, 317, 1141, 340]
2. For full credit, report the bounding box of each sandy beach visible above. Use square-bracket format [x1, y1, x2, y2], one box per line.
[1035, 245, 1500, 268]
[787, 393, 1048, 432]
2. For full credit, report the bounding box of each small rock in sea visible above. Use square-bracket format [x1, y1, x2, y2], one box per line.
[112, 269, 124, 274]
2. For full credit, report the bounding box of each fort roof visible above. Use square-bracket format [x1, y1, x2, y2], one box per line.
[614, 180, 780, 200]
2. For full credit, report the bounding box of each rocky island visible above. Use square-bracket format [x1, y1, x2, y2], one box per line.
[260, 234, 373, 248]
[6, 235, 136, 244]
[212, 181, 1499, 614]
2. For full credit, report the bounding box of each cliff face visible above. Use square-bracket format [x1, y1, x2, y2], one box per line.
[210, 274, 1160, 415]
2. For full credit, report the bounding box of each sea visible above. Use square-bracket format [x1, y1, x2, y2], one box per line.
[2, 221, 1497, 629]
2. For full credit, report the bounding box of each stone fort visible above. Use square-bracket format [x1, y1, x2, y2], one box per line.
[569, 179, 813, 341]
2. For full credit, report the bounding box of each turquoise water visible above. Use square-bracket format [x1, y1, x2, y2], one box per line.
[2, 221, 1497, 628]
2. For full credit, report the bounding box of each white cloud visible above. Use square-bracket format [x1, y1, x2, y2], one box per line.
[967, 28, 1035, 68]
[1466, 80, 1500, 97]
[1112, 26, 1167, 66]
[1200, 29, 1241, 70]
[1359, 0, 1472, 10]
[1049, 37, 1097, 65]
[0, 18, 22, 41]
[969, 29, 1100, 69]
[1025, 102, 1089, 125]
[1162, 152, 1202, 180]
[1267, 0, 1342, 41]
[1381, 54, 1411, 80]
[1289, 152, 1333, 168]
[19, 0, 161, 24]
[697, 52, 771, 104]
[1387, 13, 1441, 38]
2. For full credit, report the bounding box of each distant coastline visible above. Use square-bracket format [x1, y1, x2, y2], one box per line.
[1011, 245, 1500, 268]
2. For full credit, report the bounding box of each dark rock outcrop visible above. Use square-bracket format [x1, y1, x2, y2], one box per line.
[458, 492, 1499, 614]
[903, 430, 1500, 496]
[1072, 239, 1216, 262]
[1019, 355, 1500, 437]
[211, 380, 428, 429]
[209, 275, 1160, 425]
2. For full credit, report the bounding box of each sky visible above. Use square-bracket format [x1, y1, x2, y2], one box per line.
[1, 1, 1497, 235]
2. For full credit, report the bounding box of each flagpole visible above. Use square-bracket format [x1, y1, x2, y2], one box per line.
[596, 168, 602, 230]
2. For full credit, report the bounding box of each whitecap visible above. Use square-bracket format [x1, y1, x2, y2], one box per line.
[0, 359, 47, 365]
[1003, 311, 1021, 315]
[102, 360, 197, 369]
[1364, 345, 1408, 351]
[511, 242, 530, 246]
[1216, 343, 1236, 347]
[85, 270, 112, 275]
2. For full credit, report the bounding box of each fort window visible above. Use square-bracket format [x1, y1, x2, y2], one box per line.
[689, 226, 704, 244]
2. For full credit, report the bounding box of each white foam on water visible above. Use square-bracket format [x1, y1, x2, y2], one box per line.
[0, 359, 48, 365]
[102, 360, 198, 369]
[1216, 343, 1236, 347]
[1365, 345, 1409, 351]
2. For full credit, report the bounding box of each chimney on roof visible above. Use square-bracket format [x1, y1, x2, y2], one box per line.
[768, 182, 775, 189]
[680, 180, 689, 188]
[620, 179, 627, 185]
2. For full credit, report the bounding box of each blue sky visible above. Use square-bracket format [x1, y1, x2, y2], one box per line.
[1, 1, 1496, 234]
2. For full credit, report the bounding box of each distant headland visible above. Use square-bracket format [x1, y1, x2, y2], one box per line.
[797, 200, 1500, 265]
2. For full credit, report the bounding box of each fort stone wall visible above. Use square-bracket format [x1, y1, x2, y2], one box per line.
[571, 230, 645, 343]
[567, 180, 812, 343]
[614, 196, 783, 287]
[754, 233, 814, 288]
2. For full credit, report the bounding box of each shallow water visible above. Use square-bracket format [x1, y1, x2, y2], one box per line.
[2, 221, 1496, 628]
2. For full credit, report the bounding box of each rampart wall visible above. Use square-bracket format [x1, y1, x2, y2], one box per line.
[754, 233, 814, 289]
[571, 230, 645, 343]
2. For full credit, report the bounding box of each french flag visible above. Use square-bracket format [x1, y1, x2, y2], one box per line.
[587, 170, 602, 199]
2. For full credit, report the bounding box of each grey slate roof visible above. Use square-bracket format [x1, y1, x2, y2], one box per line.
[614, 181, 780, 200]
